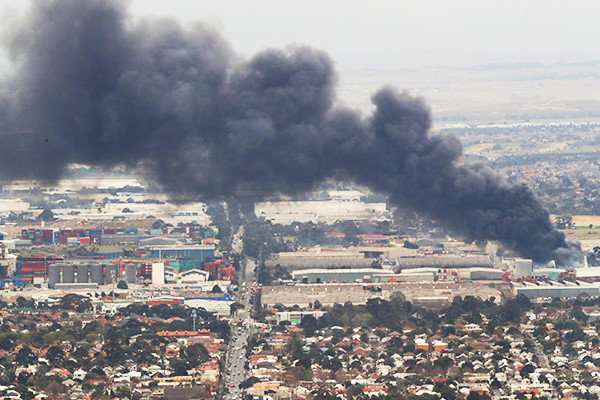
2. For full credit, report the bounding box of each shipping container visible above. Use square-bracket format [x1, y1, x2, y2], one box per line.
[41, 229, 54, 242]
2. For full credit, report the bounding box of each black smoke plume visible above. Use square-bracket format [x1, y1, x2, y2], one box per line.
[0, 0, 580, 264]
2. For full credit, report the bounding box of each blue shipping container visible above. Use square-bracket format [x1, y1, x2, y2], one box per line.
[10, 276, 23, 288]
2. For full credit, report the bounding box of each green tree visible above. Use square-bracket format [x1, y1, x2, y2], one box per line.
[46, 345, 65, 367]
[240, 376, 260, 389]
[152, 219, 166, 229]
[183, 343, 209, 365]
[171, 360, 190, 376]
[554, 215, 574, 229]
[300, 315, 319, 337]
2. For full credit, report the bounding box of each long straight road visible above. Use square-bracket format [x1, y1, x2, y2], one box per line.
[221, 258, 256, 400]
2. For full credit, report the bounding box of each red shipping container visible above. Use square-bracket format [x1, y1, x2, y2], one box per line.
[23, 261, 45, 268]
[79, 237, 91, 244]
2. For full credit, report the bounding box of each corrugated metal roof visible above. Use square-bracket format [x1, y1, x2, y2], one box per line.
[396, 255, 492, 269]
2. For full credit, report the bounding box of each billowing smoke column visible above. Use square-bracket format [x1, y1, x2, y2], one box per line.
[0, 1, 580, 264]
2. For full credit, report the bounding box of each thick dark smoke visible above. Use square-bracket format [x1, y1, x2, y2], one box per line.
[0, 1, 580, 264]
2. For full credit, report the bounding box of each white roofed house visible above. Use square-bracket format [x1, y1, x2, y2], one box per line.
[73, 368, 86, 381]
[462, 323, 483, 333]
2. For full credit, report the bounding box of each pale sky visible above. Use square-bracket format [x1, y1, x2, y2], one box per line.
[127, 0, 600, 70]
[1, 0, 599, 71]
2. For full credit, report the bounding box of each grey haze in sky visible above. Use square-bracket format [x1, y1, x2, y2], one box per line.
[1, 0, 599, 71]
[125, 0, 600, 69]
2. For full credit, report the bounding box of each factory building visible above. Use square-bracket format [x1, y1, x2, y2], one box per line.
[512, 281, 600, 299]
[184, 298, 231, 316]
[383, 271, 436, 282]
[292, 266, 506, 284]
[291, 268, 390, 284]
[468, 268, 506, 280]
[146, 244, 215, 261]
[514, 259, 534, 278]
[276, 310, 325, 325]
[396, 255, 493, 271]
[47, 263, 120, 289]
[268, 252, 373, 269]
[575, 267, 600, 279]
[254, 199, 388, 224]
[179, 269, 210, 285]
[531, 267, 565, 281]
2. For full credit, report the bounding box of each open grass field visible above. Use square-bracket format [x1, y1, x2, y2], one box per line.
[555, 216, 600, 250]
[568, 215, 600, 228]
[464, 141, 600, 158]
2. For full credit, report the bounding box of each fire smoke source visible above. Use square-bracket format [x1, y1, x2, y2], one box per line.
[0, 1, 580, 264]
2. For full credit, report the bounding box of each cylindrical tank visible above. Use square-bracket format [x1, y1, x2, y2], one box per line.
[125, 264, 137, 284]
[62, 264, 75, 283]
[48, 264, 60, 289]
[77, 264, 89, 283]
[104, 264, 116, 284]
[90, 264, 104, 285]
